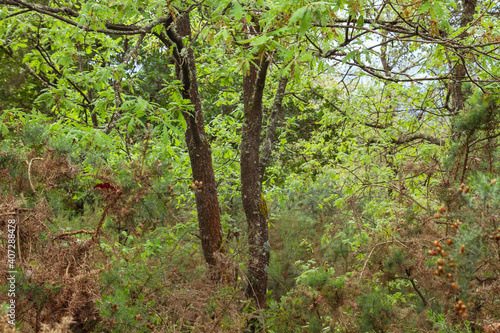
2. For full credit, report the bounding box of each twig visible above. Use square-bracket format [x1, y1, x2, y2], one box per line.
[367, 184, 428, 211]
[54, 229, 96, 239]
[434, 221, 453, 225]
[27, 158, 43, 194]
[406, 269, 427, 307]
[65, 261, 71, 276]
[93, 191, 122, 237]
[359, 241, 392, 282]
[18, 213, 51, 232]
[147, 306, 167, 326]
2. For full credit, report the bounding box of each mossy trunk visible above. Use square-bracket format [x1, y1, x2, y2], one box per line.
[241, 54, 270, 308]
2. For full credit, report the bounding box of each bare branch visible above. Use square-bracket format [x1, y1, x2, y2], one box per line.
[1, 0, 169, 35]
[368, 133, 445, 146]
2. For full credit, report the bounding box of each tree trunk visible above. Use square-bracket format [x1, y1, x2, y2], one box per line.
[449, 0, 477, 181]
[241, 54, 271, 308]
[162, 15, 223, 271]
[450, 0, 477, 116]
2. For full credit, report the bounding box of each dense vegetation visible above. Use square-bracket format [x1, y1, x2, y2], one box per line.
[0, 0, 499, 332]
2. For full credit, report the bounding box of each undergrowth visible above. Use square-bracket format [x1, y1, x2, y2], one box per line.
[0, 108, 499, 332]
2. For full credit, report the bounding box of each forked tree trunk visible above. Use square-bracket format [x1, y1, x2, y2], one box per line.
[161, 15, 223, 270]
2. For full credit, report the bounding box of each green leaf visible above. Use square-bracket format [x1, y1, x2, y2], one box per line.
[0, 122, 8, 135]
[417, 1, 431, 14]
[127, 117, 136, 134]
[252, 34, 270, 46]
[433, 2, 446, 20]
[232, 1, 243, 21]
[343, 50, 357, 63]
[299, 8, 313, 34]
[356, 15, 364, 27]
[289, 6, 308, 24]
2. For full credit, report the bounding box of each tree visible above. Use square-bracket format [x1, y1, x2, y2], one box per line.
[159, 14, 224, 271]
[0, 0, 224, 274]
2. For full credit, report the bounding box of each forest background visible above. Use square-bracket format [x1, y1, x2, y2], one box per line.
[0, 0, 499, 332]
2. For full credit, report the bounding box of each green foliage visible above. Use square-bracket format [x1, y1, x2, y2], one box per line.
[383, 248, 408, 276]
[0, 0, 499, 331]
[454, 92, 500, 134]
[427, 311, 474, 333]
[357, 286, 395, 333]
[447, 173, 499, 302]
[0, 150, 22, 181]
[48, 133, 74, 156]
[266, 261, 345, 333]
[21, 121, 47, 148]
[97, 225, 201, 331]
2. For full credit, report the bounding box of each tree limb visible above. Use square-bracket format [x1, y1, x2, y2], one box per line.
[259, 76, 288, 179]
[368, 133, 445, 146]
[1, 0, 169, 35]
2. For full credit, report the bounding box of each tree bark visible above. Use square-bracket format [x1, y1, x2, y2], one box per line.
[450, 0, 477, 116]
[162, 15, 223, 271]
[259, 76, 289, 179]
[449, 0, 477, 182]
[241, 54, 271, 308]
